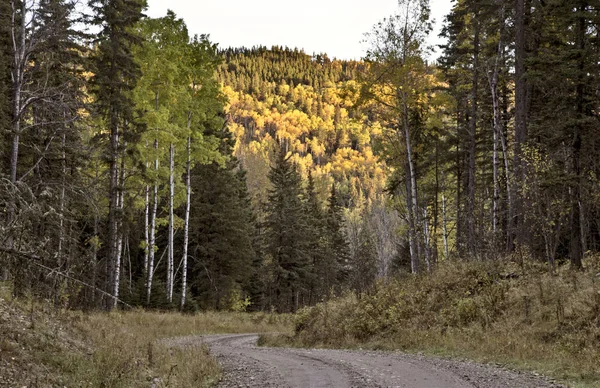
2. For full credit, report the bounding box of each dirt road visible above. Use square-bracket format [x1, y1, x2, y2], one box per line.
[193, 334, 563, 388]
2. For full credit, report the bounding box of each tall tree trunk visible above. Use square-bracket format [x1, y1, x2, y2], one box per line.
[6, 0, 26, 286]
[167, 142, 175, 303]
[147, 139, 158, 305]
[92, 214, 99, 307]
[500, 114, 512, 249]
[106, 117, 120, 310]
[570, 0, 586, 270]
[9, 0, 26, 184]
[441, 169, 450, 260]
[455, 108, 464, 254]
[513, 0, 528, 251]
[467, 13, 480, 256]
[422, 206, 431, 272]
[58, 132, 67, 265]
[144, 184, 149, 278]
[402, 99, 420, 273]
[112, 145, 126, 310]
[181, 118, 192, 310]
[488, 5, 505, 248]
[143, 141, 149, 281]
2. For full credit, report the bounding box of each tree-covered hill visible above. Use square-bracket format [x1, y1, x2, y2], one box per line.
[216, 47, 387, 208]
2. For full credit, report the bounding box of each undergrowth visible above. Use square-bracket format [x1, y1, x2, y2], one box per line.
[0, 287, 292, 387]
[66, 309, 292, 387]
[263, 256, 600, 386]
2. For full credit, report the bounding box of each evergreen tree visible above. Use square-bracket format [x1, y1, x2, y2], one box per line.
[265, 147, 310, 312]
[304, 171, 327, 303]
[188, 127, 256, 310]
[325, 183, 350, 289]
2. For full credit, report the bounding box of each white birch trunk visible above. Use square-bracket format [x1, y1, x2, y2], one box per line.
[112, 142, 127, 310]
[143, 141, 149, 280]
[146, 139, 159, 305]
[181, 133, 191, 310]
[144, 184, 149, 278]
[403, 101, 420, 274]
[441, 170, 450, 260]
[422, 206, 431, 272]
[167, 143, 175, 303]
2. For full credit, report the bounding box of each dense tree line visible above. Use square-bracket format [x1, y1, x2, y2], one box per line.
[2, 0, 598, 314]
[363, 0, 600, 274]
[0, 2, 368, 313]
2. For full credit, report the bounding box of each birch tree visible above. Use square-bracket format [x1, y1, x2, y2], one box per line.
[133, 14, 222, 306]
[363, 0, 432, 273]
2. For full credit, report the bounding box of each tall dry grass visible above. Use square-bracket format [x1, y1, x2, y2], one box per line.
[269, 256, 600, 386]
[0, 283, 293, 388]
[65, 310, 293, 387]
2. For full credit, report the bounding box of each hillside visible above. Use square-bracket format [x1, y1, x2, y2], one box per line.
[217, 47, 388, 207]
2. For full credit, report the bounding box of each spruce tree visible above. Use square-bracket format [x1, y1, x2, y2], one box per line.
[188, 127, 256, 310]
[304, 171, 327, 303]
[265, 147, 310, 312]
[325, 183, 350, 290]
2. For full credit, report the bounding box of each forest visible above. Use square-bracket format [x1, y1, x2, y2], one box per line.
[1, 0, 600, 317]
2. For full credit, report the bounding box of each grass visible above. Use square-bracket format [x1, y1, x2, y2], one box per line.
[261, 256, 600, 387]
[0, 286, 293, 387]
[67, 309, 293, 387]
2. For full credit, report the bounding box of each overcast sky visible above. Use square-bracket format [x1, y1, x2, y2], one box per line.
[145, 0, 454, 61]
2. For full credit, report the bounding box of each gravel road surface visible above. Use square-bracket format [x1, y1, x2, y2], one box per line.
[169, 334, 565, 388]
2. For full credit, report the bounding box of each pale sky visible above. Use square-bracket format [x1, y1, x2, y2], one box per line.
[145, 0, 453, 61]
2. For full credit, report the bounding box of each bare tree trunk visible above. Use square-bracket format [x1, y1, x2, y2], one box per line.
[441, 170, 450, 260]
[500, 120, 512, 249]
[147, 94, 160, 304]
[106, 116, 120, 310]
[58, 132, 66, 264]
[180, 119, 192, 310]
[403, 99, 420, 273]
[144, 184, 149, 278]
[5, 0, 27, 285]
[92, 214, 99, 306]
[570, 0, 586, 270]
[9, 0, 26, 184]
[514, 0, 528, 251]
[143, 141, 149, 281]
[422, 206, 431, 272]
[146, 139, 158, 305]
[167, 143, 175, 303]
[488, 5, 505, 247]
[405, 178, 418, 272]
[455, 110, 464, 255]
[467, 13, 480, 256]
[111, 141, 127, 310]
